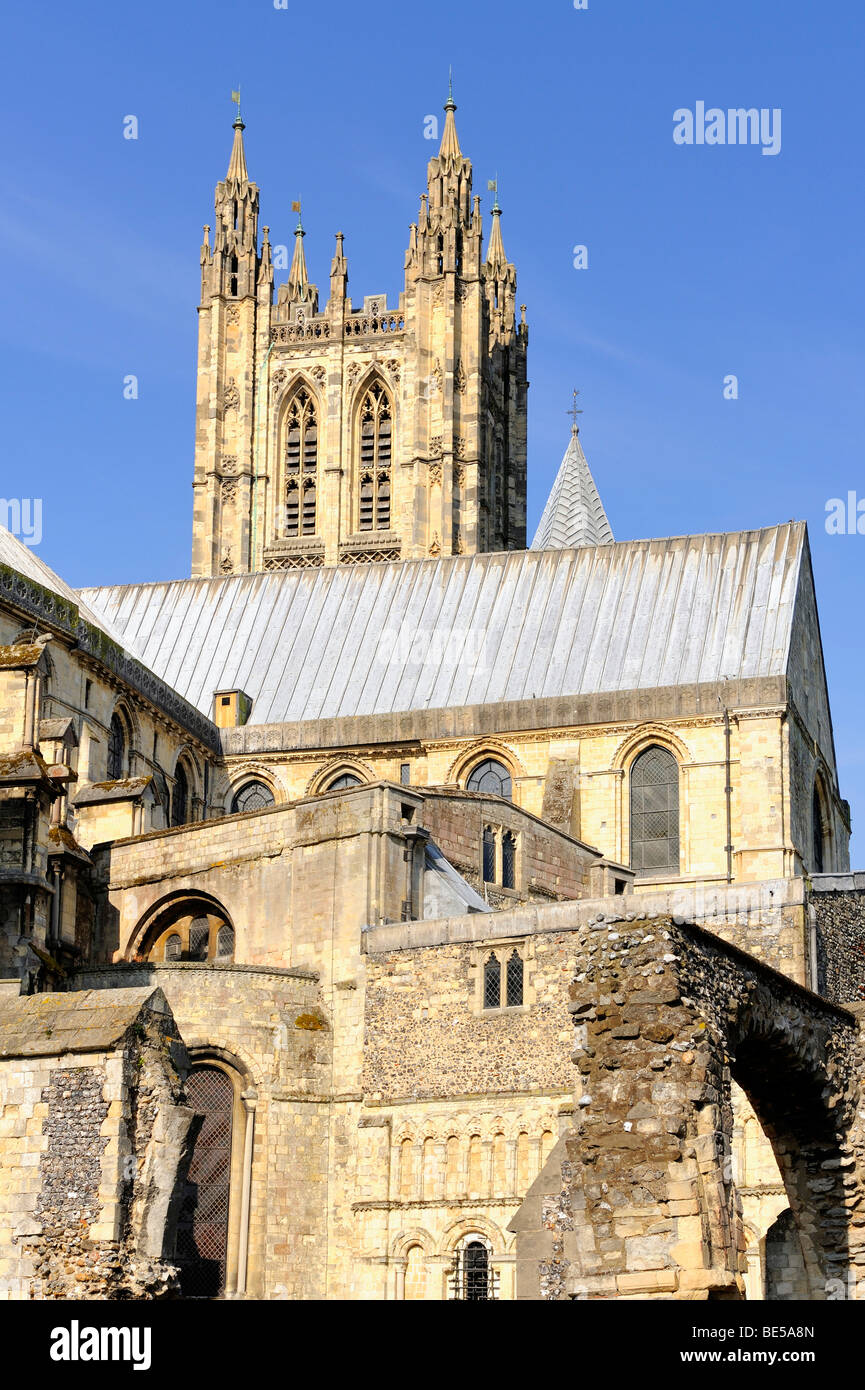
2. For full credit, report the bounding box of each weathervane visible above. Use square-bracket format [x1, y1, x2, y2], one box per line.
[231, 86, 242, 124]
[568, 388, 583, 434]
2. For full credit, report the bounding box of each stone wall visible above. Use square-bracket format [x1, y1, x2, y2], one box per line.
[811, 875, 865, 1004]
[0, 986, 195, 1300]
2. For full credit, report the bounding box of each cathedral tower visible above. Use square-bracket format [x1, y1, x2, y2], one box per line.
[191, 90, 528, 576]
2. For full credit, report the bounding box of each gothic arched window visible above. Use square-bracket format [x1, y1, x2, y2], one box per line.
[467, 758, 512, 800]
[812, 785, 826, 874]
[172, 762, 189, 827]
[630, 745, 680, 875]
[231, 780, 275, 814]
[482, 826, 496, 883]
[502, 831, 516, 889]
[358, 382, 392, 532]
[284, 388, 318, 537]
[327, 773, 363, 791]
[506, 949, 523, 1007]
[461, 1242, 490, 1301]
[107, 713, 126, 781]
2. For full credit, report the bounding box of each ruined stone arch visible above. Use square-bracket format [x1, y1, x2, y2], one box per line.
[306, 757, 375, 796]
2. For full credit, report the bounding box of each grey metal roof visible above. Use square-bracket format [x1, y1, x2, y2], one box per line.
[531, 429, 614, 550]
[79, 524, 806, 728]
[0, 526, 129, 647]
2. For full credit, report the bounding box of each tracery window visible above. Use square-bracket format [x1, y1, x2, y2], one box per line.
[284, 388, 318, 537]
[358, 382, 392, 531]
[467, 758, 512, 800]
[231, 780, 275, 814]
[482, 945, 525, 1010]
[630, 745, 680, 875]
[107, 713, 126, 781]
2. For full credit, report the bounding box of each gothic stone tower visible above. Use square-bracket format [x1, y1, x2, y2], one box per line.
[191, 92, 528, 576]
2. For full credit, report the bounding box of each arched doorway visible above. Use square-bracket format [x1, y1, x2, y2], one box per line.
[177, 1066, 234, 1297]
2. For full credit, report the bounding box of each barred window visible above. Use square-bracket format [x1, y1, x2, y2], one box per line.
[164, 933, 182, 961]
[358, 382, 392, 531]
[630, 745, 679, 875]
[284, 388, 318, 536]
[467, 758, 512, 800]
[483, 953, 501, 1010]
[231, 780, 275, 814]
[449, 1239, 498, 1301]
[506, 949, 523, 1007]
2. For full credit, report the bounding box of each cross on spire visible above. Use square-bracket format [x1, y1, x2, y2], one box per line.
[568, 389, 583, 434]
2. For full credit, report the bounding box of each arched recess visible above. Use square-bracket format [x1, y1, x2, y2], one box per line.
[306, 757, 375, 796]
[276, 377, 321, 542]
[107, 700, 138, 781]
[175, 1047, 258, 1300]
[351, 373, 394, 533]
[128, 891, 236, 963]
[811, 770, 832, 874]
[170, 747, 202, 827]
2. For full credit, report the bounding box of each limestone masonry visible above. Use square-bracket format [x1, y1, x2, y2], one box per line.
[0, 90, 862, 1301]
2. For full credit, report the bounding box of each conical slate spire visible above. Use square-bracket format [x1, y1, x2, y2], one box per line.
[531, 425, 614, 550]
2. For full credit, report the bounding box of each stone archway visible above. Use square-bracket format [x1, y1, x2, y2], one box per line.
[510, 914, 865, 1300]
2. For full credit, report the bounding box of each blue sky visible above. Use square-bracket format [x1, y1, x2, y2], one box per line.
[2, 0, 863, 858]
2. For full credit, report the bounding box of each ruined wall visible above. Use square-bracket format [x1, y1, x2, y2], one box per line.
[0, 986, 195, 1300]
[811, 877, 865, 1004]
[510, 915, 865, 1301]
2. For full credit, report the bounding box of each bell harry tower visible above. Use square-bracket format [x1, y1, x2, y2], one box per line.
[190, 87, 528, 578]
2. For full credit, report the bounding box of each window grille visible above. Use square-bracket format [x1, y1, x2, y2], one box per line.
[630, 746, 679, 874]
[231, 780, 275, 814]
[467, 758, 512, 800]
[176, 1067, 233, 1297]
[506, 949, 523, 1007]
[448, 1241, 499, 1301]
[188, 917, 210, 961]
[483, 954, 501, 1010]
[502, 831, 516, 889]
[482, 826, 496, 883]
[164, 933, 182, 961]
[216, 923, 235, 959]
